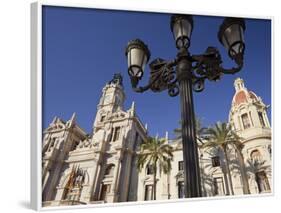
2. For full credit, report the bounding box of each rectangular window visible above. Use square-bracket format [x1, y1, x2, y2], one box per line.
[147, 164, 154, 175]
[144, 185, 154, 200]
[213, 177, 225, 195]
[113, 127, 121, 141]
[178, 161, 184, 171]
[258, 112, 266, 127]
[256, 171, 271, 192]
[100, 184, 111, 200]
[178, 181, 185, 198]
[211, 156, 220, 167]
[241, 113, 251, 129]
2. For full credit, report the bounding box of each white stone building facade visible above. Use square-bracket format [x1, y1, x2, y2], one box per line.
[42, 75, 271, 207]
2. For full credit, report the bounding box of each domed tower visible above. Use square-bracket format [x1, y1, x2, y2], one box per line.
[229, 78, 271, 194]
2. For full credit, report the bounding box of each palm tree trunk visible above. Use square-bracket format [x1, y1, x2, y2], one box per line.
[223, 146, 234, 195]
[167, 172, 171, 199]
[222, 169, 230, 195]
[236, 148, 250, 194]
[153, 163, 157, 200]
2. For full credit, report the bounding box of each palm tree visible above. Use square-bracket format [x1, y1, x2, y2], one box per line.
[137, 137, 174, 200]
[201, 122, 248, 195]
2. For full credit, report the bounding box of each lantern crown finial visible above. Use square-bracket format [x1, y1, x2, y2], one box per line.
[170, 14, 194, 49]
[218, 17, 246, 44]
[170, 14, 193, 33]
[125, 39, 151, 61]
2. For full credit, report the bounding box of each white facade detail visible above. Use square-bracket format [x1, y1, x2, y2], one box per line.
[42, 76, 271, 207]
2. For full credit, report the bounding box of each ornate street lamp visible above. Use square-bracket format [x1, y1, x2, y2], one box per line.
[125, 15, 246, 198]
[218, 17, 246, 65]
[170, 15, 193, 49]
[126, 39, 151, 79]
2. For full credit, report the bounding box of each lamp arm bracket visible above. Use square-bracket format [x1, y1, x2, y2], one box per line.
[191, 46, 244, 81]
[130, 58, 179, 96]
[220, 62, 243, 75]
[130, 77, 153, 93]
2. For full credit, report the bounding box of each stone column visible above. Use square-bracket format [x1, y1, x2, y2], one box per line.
[54, 186, 65, 201]
[249, 111, 254, 127]
[112, 157, 122, 202]
[92, 163, 102, 200]
[42, 169, 50, 190]
[120, 150, 133, 201]
[239, 113, 244, 130]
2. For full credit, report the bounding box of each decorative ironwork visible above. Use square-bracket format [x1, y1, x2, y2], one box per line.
[148, 58, 178, 96]
[128, 44, 244, 95]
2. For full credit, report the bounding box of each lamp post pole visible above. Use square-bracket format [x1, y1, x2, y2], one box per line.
[125, 15, 246, 198]
[176, 49, 202, 197]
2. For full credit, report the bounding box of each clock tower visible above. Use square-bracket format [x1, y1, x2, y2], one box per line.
[93, 73, 125, 133]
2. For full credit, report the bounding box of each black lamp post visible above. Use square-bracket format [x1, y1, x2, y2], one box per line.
[125, 14, 246, 198]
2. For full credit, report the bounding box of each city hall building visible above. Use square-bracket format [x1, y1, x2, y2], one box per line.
[42, 75, 272, 207]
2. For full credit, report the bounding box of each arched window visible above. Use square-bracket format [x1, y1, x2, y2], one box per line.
[146, 164, 154, 175]
[104, 164, 115, 176]
[258, 112, 266, 127]
[250, 149, 262, 162]
[241, 113, 251, 129]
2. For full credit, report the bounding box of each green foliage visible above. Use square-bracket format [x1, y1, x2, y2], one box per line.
[202, 121, 246, 195]
[137, 137, 174, 175]
[202, 121, 244, 150]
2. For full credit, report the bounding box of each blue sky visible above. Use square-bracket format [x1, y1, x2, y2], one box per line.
[42, 6, 271, 138]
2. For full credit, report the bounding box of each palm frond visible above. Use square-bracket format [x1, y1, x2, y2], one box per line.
[136, 136, 174, 176]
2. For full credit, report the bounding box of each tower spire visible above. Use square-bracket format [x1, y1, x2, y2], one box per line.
[234, 77, 246, 92]
[93, 73, 126, 133]
[70, 112, 76, 122]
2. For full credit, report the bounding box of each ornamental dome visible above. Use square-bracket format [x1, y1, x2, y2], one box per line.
[234, 90, 247, 105]
[232, 78, 259, 106]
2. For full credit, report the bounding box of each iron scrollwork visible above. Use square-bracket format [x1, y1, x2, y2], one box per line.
[130, 46, 243, 96]
[149, 58, 179, 97]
